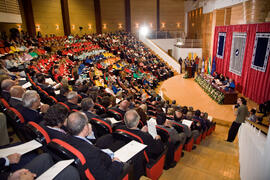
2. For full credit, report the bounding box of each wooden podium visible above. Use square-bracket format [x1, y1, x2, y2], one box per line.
[186, 66, 192, 78]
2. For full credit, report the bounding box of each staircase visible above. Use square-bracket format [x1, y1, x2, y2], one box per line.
[141, 125, 240, 180]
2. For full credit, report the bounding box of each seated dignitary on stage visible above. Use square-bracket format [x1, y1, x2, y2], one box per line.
[66, 112, 124, 179]
[19, 90, 49, 123]
[64, 91, 81, 110]
[9, 85, 25, 109]
[0, 153, 80, 180]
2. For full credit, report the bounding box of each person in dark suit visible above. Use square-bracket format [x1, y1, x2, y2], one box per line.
[36, 74, 55, 96]
[178, 57, 182, 74]
[66, 112, 124, 180]
[64, 91, 80, 110]
[81, 97, 111, 125]
[19, 90, 49, 124]
[0, 153, 80, 180]
[41, 104, 69, 140]
[55, 85, 69, 102]
[1, 79, 15, 101]
[9, 85, 25, 109]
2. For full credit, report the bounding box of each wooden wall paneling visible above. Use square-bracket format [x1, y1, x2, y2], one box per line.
[61, 0, 71, 36]
[94, 0, 102, 34]
[100, 0, 125, 33]
[68, 0, 95, 35]
[21, 0, 35, 37]
[125, 0, 131, 32]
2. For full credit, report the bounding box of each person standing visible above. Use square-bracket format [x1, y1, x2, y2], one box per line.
[178, 57, 183, 74]
[226, 97, 249, 142]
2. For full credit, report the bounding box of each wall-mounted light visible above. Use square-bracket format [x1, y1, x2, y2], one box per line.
[177, 22, 181, 28]
[199, 8, 202, 15]
[161, 22, 165, 28]
[135, 23, 139, 29]
[103, 24, 107, 29]
[36, 24, 40, 31]
[192, 11, 194, 17]
[72, 24, 75, 30]
[88, 24, 92, 29]
[17, 24, 22, 31]
[56, 24, 59, 30]
[192, 23, 195, 27]
[118, 23, 122, 29]
[149, 23, 153, 28]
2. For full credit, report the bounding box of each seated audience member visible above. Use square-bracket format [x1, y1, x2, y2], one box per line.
[0, 153, 80, 180]
[213, 72, 220, 80]
[81, 97, 111, 125]
[0, 113, 9, 146]
[56, 85, 69, 102]
[41, 104, 69, 139]
[193, 110, 206, 132]
[248, 108, 257, 123]
[1, 79, 16, 101]
[64, 91, 80, 110]
[19, 90, 49, 123]
[122, 110, 164, 158]
[66, 112, 123, 179]
[135, 104, 148, 125]
[108, 99, 130, 119]
[173, 109, 200, 142]
[9, 85, 25, 109]
[36, 74, 55, 96]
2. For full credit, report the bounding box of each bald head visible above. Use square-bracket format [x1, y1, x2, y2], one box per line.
[1, 79, 15, 91]
[67, 112, 88, 136]
[124, 110, 140, 129]
[119, 100, 130, 111]
[10, 86, 25, 98]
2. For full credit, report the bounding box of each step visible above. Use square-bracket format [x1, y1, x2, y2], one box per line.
[179, 151, 240, 180]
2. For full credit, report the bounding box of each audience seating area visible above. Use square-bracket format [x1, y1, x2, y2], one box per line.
[0, 31, 216, 180]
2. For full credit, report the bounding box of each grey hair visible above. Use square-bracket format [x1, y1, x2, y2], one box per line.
[67, 112, 88, 136]
[124, 110, 140, 129]
[66, 91, 78, 100]
[1, 79, 15, 91]
[22, 90, 39, 108]
[81, 98, 94, 111]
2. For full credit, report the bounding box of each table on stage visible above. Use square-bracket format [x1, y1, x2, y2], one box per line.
[195, 74, 238, 104]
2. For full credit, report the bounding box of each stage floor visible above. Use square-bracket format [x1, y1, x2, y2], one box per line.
[159, 75, 258, 123]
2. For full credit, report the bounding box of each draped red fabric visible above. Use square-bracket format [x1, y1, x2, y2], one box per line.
[212, 23, 270, 104]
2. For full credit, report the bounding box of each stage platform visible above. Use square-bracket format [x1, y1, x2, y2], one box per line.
[158, 75, 258, 126]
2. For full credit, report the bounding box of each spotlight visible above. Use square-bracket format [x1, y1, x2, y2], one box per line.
[140, 26, 149, 36]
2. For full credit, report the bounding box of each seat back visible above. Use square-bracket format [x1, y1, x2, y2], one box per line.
[90, 118, 112, 138]
[171, 122, 184, 133]
[0, 98, 9, 113]
[107, 109, 123, 121]
[48, 139, 95, 180]
[27, 122, 51, 145]
[5, 107, 27, 142]
[156, 126, 171, 144]
[94, 103, 106, 115]
[58, 102, 71, 112]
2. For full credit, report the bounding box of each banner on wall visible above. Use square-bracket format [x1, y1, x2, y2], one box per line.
[251, 33, 270, 72]
[216, 32, 226, 59]
[229, 32, 247, 76]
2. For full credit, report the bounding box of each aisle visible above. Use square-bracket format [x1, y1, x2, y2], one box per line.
[141, 125, 240, 180]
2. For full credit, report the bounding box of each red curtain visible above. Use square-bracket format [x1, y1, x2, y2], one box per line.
[212, 23, 270, 104]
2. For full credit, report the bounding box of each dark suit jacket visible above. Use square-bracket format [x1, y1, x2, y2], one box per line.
[66, 136, 123, 180]
[64, 101, 81, 110]
[38, 83, 55, 96]
[9, 97, 23, 109]
[39, 124, 68, 140]
[19, 107, 43, 124]
[55, 94, 66, 102]
[1, 91, 10, 102]
[0, 157, 9, 180]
